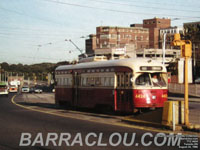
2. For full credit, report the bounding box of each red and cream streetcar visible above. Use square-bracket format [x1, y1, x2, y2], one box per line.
[55, 58, 168, 113]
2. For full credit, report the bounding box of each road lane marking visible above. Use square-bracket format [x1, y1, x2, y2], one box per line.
[11, 95, 200, 136]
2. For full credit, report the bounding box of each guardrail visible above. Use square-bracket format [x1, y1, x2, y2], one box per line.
[169, 83, 200, 97]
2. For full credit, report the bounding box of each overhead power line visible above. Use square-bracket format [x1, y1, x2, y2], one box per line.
[42, 0, 200, 19]
[0, 6, 63, 25]
[121, 0, 200, 9]
[87, 0, 200, 13]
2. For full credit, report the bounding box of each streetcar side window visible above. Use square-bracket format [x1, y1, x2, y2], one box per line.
[125, 74, 129, 87]
[117, 75, 120, 87]
[110, 77, 114, 86]
[104, 77, 110, 86]
[82, 77, 87, 86]
[136, 73, 151, 86]
[58, 78, 62, 85]
[95, 77, 101, 86]
[101, 77, 104, 86]
[121, 75, 124, 86]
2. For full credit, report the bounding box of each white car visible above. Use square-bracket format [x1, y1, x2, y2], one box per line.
[21, 86, 30, 93]
[34, 89, 43, 93]
[0, 83, 9, 96]
[195, 78, 200, 84]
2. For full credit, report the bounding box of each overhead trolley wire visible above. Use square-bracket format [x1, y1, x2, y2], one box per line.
[87, 0, 200, 13]
[42, 0, 200, 19]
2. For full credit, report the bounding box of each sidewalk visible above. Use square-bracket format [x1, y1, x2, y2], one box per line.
[168, 97, 200, 102]
[122, 107, 200, 133]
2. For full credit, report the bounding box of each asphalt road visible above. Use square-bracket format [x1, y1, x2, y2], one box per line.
[0, 94, 199, 150]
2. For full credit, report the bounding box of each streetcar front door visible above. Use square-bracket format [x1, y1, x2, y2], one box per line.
[116, 73, 133, 113]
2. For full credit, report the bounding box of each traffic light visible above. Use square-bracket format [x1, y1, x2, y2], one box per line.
[173, 33, 192, 58]
[181, 41, 192, 57]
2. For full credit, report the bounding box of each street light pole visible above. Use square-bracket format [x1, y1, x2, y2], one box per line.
[173, 33, 192, 126]
[162, 33, 166, 65]
[184, 56, 189, 125]
[0, 65, 1, 82]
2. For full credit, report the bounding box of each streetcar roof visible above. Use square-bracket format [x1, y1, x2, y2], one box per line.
[55, 58, 167, 73]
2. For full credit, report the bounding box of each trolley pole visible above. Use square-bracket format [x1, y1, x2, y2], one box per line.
[173, 33, 192, 126]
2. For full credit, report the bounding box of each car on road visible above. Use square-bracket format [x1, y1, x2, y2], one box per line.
[29, 87, 43, 93]
[9, 85, 18, 93]
[0, 82, 9, 97]
[195, 77, 200, 84]
[34, 88, 43, 93]
[21, 86, 30, 93]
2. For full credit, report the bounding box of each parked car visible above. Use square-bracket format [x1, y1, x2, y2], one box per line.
[195, 77, 200, 84]
[34, 88, 43, 93]
[21, 86, 30, 93]
[0, 82, 9, 97]
[29, 87, 35, 93]
[9, 85, 18, 93]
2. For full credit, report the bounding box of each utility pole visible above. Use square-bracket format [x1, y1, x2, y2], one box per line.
[162, 33, 166, 65]
[0, 65, 1, 82]
[173, 33, 192, 126]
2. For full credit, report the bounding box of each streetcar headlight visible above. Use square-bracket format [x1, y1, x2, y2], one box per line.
[146, 96, 151, 104]
[152, 95, 156, 100]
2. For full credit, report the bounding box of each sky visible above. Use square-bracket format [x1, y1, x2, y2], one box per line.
[0, 0, 199, 64]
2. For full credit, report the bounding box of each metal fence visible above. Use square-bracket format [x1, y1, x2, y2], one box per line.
[168, 83, 200, 97]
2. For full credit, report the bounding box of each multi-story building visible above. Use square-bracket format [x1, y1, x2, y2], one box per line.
[96, 26, 149, 50]
[85, 34, 96, 55]
[143, 17, 171, 49]
[83, 26, 149, 59]
[184, 21, 200, 77]
[159, 26, 184, 49]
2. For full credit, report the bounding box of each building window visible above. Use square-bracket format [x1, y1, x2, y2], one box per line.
[100, 34, 110, 39]
[110, 44, 116, 48]
[102, 27, 109, 32]
[111, 34, 117, 39]
[135, 36, 137, 40]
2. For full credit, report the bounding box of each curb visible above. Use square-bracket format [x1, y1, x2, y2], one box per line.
[121, 117, 172, 130]
[182, 124, 200, 133]
[122, 117, 200, 133]
[168, 97, 200, 103]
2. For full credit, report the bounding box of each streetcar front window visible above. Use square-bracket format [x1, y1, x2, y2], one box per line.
[135, 73, 151, 86]
[150, 73, 167, 87]
[135, 73, 167, 87]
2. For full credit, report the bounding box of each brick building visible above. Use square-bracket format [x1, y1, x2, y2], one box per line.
[143, 17, 171, 48]
[96, 26, 149, 50]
